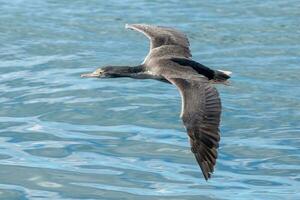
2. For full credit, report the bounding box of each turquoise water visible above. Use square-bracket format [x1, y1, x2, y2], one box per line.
[1, 0, 300, 199]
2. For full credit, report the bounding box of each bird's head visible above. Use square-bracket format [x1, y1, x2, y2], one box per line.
[81, 66, 124, 78]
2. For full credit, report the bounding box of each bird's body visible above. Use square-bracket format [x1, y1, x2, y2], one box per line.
[81, 24, 231, 180]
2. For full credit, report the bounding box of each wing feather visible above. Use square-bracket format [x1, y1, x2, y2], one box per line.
[126, 24, 191, 59]
[126, 24, 190, 49]
[166, 77, 222, 180]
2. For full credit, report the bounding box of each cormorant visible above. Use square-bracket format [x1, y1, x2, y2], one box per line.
[81, 24, 231, 180]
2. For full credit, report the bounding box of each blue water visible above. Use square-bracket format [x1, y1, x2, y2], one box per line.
[1, 0, 300, 199]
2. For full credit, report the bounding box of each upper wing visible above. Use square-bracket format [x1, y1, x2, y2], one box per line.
[125, 24, 191, 57]
[166, 77, 222, 180]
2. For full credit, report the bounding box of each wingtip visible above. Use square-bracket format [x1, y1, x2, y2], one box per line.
[125, 23, 149, 30]
[204, 176, 209, 181]
[125, 23, 137, 30]
[195, 155, 212, 181]
[202, 170, 211, 181]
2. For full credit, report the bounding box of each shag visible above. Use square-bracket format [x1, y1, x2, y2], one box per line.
[81, 24, 231, 180]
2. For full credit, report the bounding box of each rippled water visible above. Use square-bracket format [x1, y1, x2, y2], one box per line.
[1, 0, 300, 199]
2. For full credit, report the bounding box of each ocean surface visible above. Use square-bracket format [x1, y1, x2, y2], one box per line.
[0, 0, 300, 199]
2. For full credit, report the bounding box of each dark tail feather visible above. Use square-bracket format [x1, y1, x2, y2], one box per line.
[170, 57, 232, 83]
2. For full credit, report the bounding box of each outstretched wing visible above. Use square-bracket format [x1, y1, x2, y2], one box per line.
[166, 77, 222, 180]
[125, 24, 191, 58]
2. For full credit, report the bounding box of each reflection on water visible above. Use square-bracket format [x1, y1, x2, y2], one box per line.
[0, 0, 300, 199]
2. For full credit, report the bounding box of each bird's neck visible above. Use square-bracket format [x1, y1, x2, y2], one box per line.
[108, 65, 143, 78]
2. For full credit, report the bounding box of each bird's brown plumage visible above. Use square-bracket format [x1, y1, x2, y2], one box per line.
[82, 24, 225, 180]
[126, 24, 190, 51]
[127, 24, 222, 180]
[167, 78, 221, 180]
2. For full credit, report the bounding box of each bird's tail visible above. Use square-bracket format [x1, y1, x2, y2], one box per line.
[213, 70, 232, 85]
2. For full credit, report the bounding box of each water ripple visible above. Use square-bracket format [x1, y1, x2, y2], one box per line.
[1, 0, 300, 199]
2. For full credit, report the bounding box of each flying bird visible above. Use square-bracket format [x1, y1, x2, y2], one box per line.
[81, 24, 231, 180]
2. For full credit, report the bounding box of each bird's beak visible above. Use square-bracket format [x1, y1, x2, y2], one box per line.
[80, 69, 103, 78]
